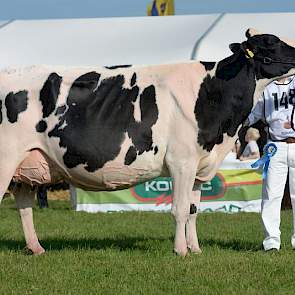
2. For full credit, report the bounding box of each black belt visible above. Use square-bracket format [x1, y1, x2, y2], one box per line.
[276, 137, 295, 144]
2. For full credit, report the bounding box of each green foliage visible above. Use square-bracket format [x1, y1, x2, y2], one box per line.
[1, 198, 295, 294]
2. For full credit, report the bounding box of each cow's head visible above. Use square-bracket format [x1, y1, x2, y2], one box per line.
[196, 29, 295, 152]
[230, 28, 295, 80]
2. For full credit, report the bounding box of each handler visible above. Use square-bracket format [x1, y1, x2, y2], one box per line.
[247, 75, 295, 251]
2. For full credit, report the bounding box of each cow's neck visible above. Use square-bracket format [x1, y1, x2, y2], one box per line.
[195, 53, 255, 152]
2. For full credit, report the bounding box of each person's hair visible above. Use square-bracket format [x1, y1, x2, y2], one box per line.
[246, 127, 260, 141]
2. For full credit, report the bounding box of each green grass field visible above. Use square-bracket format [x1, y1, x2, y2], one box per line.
[1, 198, 295, 295]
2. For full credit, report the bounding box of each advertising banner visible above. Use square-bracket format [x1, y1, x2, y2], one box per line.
[74, 159, 262, 213]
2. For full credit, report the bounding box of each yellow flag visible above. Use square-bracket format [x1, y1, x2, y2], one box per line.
[147, 0, 175, 16]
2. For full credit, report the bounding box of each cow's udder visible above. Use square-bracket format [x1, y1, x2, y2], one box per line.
[13, 149, 63, 186]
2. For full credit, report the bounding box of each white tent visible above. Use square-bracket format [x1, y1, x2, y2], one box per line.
[0, 15, 217, 68]
[0, 13, 295, 69]
[195, 12, 295, 61]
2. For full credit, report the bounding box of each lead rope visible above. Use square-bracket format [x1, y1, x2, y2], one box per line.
[291, 103, 295, 132]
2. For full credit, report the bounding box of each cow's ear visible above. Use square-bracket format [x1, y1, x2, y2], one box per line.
[229, 43, 241, 53]
[245, 28, 261, 39]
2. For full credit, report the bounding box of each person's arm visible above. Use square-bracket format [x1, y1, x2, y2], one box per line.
[244, 97, 264, 127]
[239, 151, 260, 161]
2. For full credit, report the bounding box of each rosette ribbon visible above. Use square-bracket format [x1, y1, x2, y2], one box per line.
[251, 143, 277, 179]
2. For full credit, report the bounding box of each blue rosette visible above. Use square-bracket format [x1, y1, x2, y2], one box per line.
[251, 143, 277, 179]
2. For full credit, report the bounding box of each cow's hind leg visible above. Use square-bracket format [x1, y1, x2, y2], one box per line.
[14, 184, 45, 255]
[0, 160, 22, 203]
[186, 184, 202, 254]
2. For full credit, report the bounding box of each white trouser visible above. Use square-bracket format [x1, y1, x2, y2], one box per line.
[261, 141, 295, 250]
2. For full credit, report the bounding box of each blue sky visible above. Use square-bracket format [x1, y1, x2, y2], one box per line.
[1, 0, 295, 20]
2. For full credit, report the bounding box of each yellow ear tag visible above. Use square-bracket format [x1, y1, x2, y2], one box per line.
[245, 49, 254, 59]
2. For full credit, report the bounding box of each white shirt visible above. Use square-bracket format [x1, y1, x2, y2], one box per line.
[248, 76, 295, 140]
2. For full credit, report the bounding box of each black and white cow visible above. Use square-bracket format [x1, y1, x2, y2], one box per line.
[1, 29, 295, 256]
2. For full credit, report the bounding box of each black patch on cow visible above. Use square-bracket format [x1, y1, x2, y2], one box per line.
[5, 90, 28, 123]
[128, 85, 158, 156]
[0, 100, 2, 124]
[131, 73, 137, 87]
[55, 105, 66, 115]
[190, 204, 197, 214]
[105, 65, 132, 70]
[48, 72, 158, 171]
[40, 73, 62, 118]
[200, 61, 216, 71]
[154, 146, 158, 155]
[36, 120, 47, 133]
[124, 146, 137, 165]
[195, 52, 255, 151]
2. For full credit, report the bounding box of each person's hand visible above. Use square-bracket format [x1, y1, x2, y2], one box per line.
[242, 118, 250, 127]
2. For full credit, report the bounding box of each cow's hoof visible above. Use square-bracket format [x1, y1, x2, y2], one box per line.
[24, 245, 46, 256]
[33, 247, 46, 256]
[189, 247, 202, 254]
[173, 248, 188, 257]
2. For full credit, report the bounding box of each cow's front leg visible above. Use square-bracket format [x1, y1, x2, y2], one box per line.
[186, 184, 202, 254]
[14, 184, 45, 255]
[169, 162, 197, 256]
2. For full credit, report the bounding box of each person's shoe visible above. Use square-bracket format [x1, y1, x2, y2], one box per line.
[265, 248, 279, 254]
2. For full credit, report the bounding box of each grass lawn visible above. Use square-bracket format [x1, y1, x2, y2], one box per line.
[1, 198, 295, 295]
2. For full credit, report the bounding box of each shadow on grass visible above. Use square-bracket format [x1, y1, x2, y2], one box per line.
[0, 236, 173, 253]
[0, 236, 262, 253]
[201, 238, 261, 252]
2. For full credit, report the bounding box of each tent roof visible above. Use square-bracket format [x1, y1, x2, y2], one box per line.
[195, 12, 295, 61]
[0, 13, 295, 68]
[0, 15, 217, 68]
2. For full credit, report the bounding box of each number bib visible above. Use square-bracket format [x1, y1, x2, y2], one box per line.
[263, 77, 295, 139]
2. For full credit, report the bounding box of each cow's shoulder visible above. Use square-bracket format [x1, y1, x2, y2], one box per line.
[161, 62, 208, 124]
[195, 56, 255, 152]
